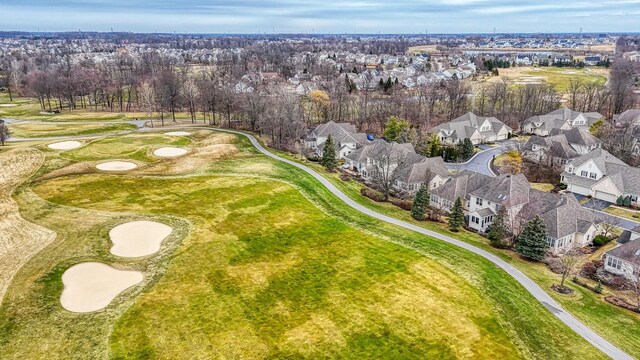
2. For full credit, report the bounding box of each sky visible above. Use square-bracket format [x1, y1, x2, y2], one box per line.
[1, 0, 640, 34]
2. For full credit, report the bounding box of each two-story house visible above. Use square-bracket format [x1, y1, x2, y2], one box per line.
[523, 108, 603, 136]
[430, 170, 493, 213]
[467, 174, 531, 232]
[428, 112, 512, 145]
[522, 128, 601, 166]
[345, 140, 449, 195]
[561, 148, 640, 204]
[304, 121, 369, 159]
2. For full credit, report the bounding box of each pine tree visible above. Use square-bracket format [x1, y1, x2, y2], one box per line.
[462, 138, 475, 160]
[488, 206, 509, 248]
[515, 216, 549, 261]
[448, 197, 465, 232]
[411, 184, 431, 220]
[321, 135, 337, 171]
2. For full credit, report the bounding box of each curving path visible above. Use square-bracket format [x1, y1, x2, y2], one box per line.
[211, 128, 631, 360]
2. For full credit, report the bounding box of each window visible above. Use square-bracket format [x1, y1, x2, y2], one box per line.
[580, 170, 588, 177]
[475, 198, 483, 206]
[608, 257, 622, 270]
[589, 172, 597, 179]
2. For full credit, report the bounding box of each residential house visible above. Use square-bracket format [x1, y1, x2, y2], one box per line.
[604, 229, 640, 279]
[304, 121, 369, 159]
[393, 154, 451, 194]
[430, 170, 495, 213]
[522, 128, 601, 166]
[429, 112, 512, 145]
[345, 141, 450, 195]
[523, 108, 603, 136]
[519, 190, 599, 253]
[613, 109, 640, 128]
[561, 148, 640, 204]
[467, 174, 531, 233]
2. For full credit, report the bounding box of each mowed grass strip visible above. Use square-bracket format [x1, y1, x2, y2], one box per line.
[8, 122, 137, 138]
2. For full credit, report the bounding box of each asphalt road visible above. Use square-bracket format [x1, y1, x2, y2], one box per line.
[446, 142, 516, 176]
[213, 128, 632, 360]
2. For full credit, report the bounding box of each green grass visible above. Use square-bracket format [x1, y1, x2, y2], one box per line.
[61, 133, 192, 162]
[266, 145, 640, 358]
[603, 206, 640, 221]
[8, 122, 137, 138]
[522, 68, 607, 92]
[0, 131, 609, 359]
[530, 183, 555, 192]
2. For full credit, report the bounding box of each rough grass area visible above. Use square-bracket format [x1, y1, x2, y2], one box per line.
[8, 122, 137, 138]
[0, 131, 608, 359]
[484, 67, 608, 92]
[530, 183, 555, 192]
[268, 149, 640, 358]
[0, 148, 56, 304]
[603, 206, 640, 221]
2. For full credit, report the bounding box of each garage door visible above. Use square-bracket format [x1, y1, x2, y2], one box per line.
[569, 184, 591, 196]
[594, 190, 617, 203]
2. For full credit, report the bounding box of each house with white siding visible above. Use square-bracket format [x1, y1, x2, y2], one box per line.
[523, 108, 603, 136]
[604, 228, 640, 279]
[561, 148, 640, 205]
[304, 121, 369, 159]
[428, 112, 512, 145]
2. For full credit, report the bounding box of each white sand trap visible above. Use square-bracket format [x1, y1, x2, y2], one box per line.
[109, 220, 173, 257]
[165, 131, 192, 136]
[60, 262, 143, 313]
[48, 140, 82, 150]
[153, 147, 188, 158]
[96, 161, 138, 171]
[0, 104, 18, 107]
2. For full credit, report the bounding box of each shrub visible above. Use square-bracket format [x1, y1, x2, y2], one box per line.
[592, 235, 610, 246]
[580, 260, 602, 279]
[557, 183, 567, 190]
[390, 198, 413, 211]
[594, 281, 603, 294]
[360, 187, 386, 202]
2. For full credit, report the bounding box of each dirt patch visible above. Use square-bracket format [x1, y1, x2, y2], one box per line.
[0, 148, 57, 305]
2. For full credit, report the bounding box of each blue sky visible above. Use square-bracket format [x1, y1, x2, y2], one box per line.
[1, 0, 639, 34]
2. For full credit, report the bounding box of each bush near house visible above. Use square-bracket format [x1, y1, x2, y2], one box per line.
[360, 187, 386, 202]
[592, 235, 610, 247]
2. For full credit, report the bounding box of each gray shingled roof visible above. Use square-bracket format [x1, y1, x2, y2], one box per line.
[430, 112, 512, 141]
[431, 169, 493, 202]
[522, 191, 597, 238]
[470, 173, 530, 205]
[524, 107, 603, 131]
[394, 155, 450, 184]
[550, 127, 601, 147]
[606, 240, 640, 268]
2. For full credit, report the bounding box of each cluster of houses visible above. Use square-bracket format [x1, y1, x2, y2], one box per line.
[304, 104, 640, 277]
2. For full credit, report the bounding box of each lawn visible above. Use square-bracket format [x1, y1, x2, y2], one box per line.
[485, 66, 609, 92]
[530, 183, 555, 192]
[8, 122, 137, 138]
[266, 145, 640, 359]
[0, 131, 607, 359]
[604, 206, 640, 221]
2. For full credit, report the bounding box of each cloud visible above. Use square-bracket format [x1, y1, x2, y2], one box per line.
[0, 0, 638, 33]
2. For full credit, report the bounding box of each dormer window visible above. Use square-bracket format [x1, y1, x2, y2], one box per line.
[581, 170, 588, 177]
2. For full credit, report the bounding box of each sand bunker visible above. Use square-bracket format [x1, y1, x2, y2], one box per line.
[0, 104, 17, 107]
[153, 147, 188, 158]
[48, 141, 82, 150]
[60, 262, 143, 313]
[109, 220, 173, 257]
[95, 161, 138, 171]
[165, 131, 191, 136]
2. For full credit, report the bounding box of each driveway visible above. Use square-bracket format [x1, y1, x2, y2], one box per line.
[446, 140, 518, 176]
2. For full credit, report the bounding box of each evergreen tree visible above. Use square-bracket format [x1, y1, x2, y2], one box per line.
[321, 135, 337, 171]
[515, 216, 549, 261]
[383, 116, 410, 142]
[462, 138, 475, 160]
[448, 197, 465, 232]
[488, 206, 509, 248]
[411, 184, 431, 220]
